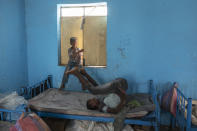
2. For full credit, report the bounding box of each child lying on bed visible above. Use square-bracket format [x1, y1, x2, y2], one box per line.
[86, 88, 126, 114]
[66, 67, 128, 113]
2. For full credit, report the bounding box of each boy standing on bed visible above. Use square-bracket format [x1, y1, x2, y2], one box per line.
[60, 37, 84, 90]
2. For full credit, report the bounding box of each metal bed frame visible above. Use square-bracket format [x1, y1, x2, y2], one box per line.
[19, 75, 53, 99]
[0, 75, 53, 121]
[33, 79, 160, 131]
[0, 76, 160, 131]
[172, 88, 197, 131]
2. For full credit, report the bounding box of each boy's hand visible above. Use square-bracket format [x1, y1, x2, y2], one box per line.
[79, 49, 84, 52]
[75, 49, 84, 55]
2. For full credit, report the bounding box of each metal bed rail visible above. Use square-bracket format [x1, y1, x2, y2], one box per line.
[174, 88, 193, 131]
[149, 80, 160, 128]
[36, 111, 158, 126]
[19, 75, 53, 99]
[0, 75, 53, 121]
[35, 80, 160, 131]
[0, 104, 26, 121]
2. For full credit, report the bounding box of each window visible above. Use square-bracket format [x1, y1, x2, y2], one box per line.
[58, 2, 107, 67]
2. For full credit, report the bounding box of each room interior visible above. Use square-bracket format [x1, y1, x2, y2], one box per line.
[1, 0, 197, 131]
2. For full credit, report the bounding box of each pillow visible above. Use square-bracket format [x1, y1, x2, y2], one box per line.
[161, 83, 178, 116]
[170, 87, 177, 116]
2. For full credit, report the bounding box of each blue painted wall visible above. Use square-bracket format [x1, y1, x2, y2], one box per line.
[25, 0, 197, 100]
[0, 0, 28, 93]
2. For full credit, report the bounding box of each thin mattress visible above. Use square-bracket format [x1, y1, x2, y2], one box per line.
[28, 88, 155, 118]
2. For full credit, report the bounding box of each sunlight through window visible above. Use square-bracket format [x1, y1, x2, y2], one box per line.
[61, 3, 107, 17]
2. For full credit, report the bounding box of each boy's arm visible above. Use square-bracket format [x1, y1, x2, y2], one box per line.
[78, 49, 84, 53]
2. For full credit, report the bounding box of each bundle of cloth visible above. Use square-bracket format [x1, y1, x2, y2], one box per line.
[191, 105, 197, 125]
[161, 82, 178, 116]
[10, 112, 51, 131]
[184, 104, 197, 126]
[0, 91, 27, 121]
[65, 120, 134, 131]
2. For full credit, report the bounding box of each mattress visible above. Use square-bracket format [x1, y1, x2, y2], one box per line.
[28, 88, 155, 118]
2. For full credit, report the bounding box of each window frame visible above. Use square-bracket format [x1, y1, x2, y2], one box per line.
[57, 2, 107, 68]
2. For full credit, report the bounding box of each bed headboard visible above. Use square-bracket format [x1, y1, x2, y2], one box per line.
[19, 75, 53, 99]
[149, 80, 160, 125]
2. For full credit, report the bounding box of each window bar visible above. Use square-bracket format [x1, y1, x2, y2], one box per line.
[82, 7, 85, 66]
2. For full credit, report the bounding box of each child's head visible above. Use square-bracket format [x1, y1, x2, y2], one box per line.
[86, 98, 100, 110]
[70, 37, 77, 48]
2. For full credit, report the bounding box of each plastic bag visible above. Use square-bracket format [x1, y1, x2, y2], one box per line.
[65, 120, 133, 131]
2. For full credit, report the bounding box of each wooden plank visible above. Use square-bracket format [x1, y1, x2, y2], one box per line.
[28, 89, 153, 118]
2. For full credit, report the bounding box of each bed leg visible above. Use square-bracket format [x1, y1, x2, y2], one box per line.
[155, 120, 160, 131]
[171, 115, 176, 128]
[182, 128, 185, 131]
[186, 98, 192, 131]
[154, 125, 159, 131]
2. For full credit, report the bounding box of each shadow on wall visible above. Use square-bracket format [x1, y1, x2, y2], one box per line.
[156, 82, 174, 96]
[85, 68, 106, 85]
[127, 80, 175, 95]
[126, 78, 139, 94]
